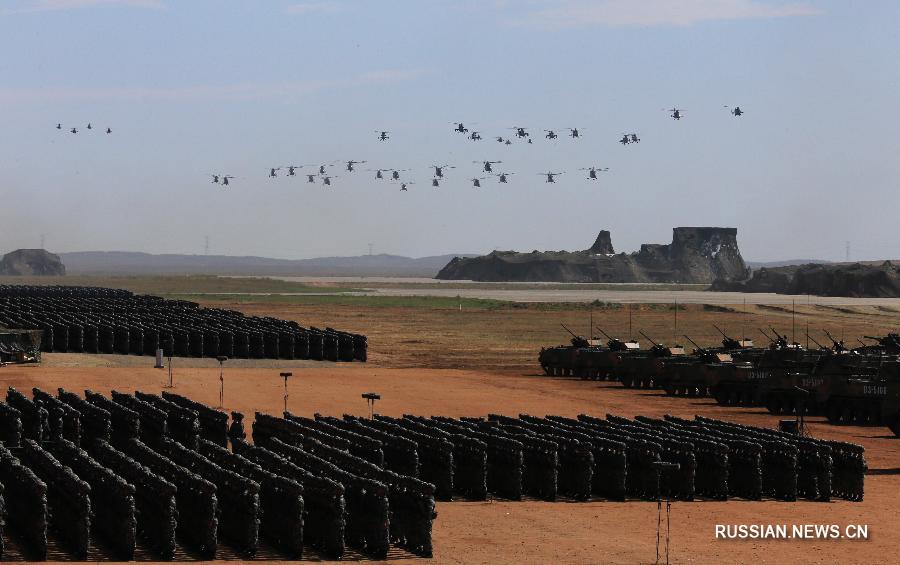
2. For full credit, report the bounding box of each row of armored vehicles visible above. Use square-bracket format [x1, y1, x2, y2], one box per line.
[539, 326, 900, 437]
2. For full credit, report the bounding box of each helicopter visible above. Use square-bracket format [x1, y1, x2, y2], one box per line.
[544, 129, 558, 140]
[211, 174, 221, 184]
[376, 131, 390, 141]
[510, 126, 529, 139]
[619, 133, 640, 145]
[317, 163, 335, 175]
[56, 123, 62, 130]
[539, 171, 562, 183]
[106, 128, 112, 134]
[70, 128, 78, 134]
[221, 175, 234, 186]
[306, 174, 317, 183]
[367, 168, 390, 180]
[452, 122, 471, 133]
[476, 160, 501, 173]
[495, 136, 505, 143]
[322, 175, 337, 186]
[505, 139, 512, 145]
[285, 165, 300, 176]
[470, 177, 486, 188]
[725, 105, 744, 117]
[580, 166, 609, 180]
[86, 123, 92, 130]
[496, 172, 515, 183]
[397, 181, 414, 191]
[346, 160, 366, 172]
[468, 131, 482, 141]
[390, 169, 409, 181]
[665, 108, 684, 120]
[432, 164, 454, 178]
[568, 127, 581, 138]
[269, 167, 281, 178]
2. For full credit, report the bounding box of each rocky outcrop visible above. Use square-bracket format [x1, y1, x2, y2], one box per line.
[436, 227, 749, 283]
[0, 249, 66, 276]
[713, 261, 900, 297]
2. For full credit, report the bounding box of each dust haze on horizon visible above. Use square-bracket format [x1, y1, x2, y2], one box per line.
[1, 0, 898, 264]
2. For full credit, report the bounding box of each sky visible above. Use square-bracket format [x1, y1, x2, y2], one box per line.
[0, 0, 898, 262]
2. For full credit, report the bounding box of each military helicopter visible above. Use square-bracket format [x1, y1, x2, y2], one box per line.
[579, 166, 609, 180]
[470, 177, 486, 188]
[468, 131, 482, 141]
[368, 168, 390, 180]
[376, 131, 390, 141]
[285, 165, 301, 176]
[106, 128, 112, 134]
[725, 105, 744, 117]
[306, 174, 318, 183]
[505, 139, 512, 145]
[56, 123, 62, 130]
[211, 174, 221, 184]
[70, 127, 78, 134]
[539, 171, 562, 183]
[390, 169, 409, 181]
[221, 175, 234, 186]
[212, 174, 234, 186]
[452, 122, 472, 133]
[475, 160, 501, 173]
[496, 172, 515, 183]
[396, 181, 414, 191]
[619, 133, 640, 145]
[432, 164, 454, 178]
[510, 126, 529, 139]
[665, 108, 684, 120]
[322, 175, 338, 186]
[269, 167, 281, 178]
[544, 129, 559, 140]
[568, 127, 581, 138]
[346, 160, 366, 172]
[317, 163, 336, 175]
[86, 123, 92, 130]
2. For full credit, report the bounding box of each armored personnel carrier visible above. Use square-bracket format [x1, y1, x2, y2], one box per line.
[538, 325, 640, 379]
[660, 334, 755, 397]
[617, 331, 686, 389]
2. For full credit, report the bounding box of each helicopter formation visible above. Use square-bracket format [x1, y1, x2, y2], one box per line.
[56, 122, 112, 135]
[208, 104, 744, 190]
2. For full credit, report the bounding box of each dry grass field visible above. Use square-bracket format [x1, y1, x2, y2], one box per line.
[3, 277, 899, 563]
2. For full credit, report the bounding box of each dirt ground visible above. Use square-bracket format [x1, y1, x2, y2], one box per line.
[4, 299, 899, 564]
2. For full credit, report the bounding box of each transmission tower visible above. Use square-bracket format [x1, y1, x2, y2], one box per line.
[205, 236, 210, 256]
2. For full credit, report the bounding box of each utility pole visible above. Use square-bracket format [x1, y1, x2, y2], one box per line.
[205, 235, 210, 256]
[40, 233, 45, 249]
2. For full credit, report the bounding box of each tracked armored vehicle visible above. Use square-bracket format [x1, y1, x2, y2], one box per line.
[538, 324, 640, 379]
[618, 331, 686, 389]
[660, 334, 755, 397]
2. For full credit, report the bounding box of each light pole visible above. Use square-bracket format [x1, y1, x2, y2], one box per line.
[362, 392, 380, 419]
[216, 356, 228, 409]
[280, 372, 293, 415]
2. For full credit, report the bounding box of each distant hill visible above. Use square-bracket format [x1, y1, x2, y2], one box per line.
[746, 259, 833, 269]
[57, 251, 476, 277]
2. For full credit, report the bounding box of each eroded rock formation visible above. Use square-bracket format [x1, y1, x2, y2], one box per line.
[0, 249, 66, 276]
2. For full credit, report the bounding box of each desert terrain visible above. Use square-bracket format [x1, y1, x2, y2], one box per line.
[2, 279, 899, 564]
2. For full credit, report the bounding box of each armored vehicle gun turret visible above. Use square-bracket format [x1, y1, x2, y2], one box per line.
[617, 331, 686, 388]
[660, 335, 754, 397]
[538, 325, 641, 379]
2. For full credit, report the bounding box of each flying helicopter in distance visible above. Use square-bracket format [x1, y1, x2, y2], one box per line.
[568, 127, 581, 138]
[346, 160, 366, 172]
[322, 175, 337, 186]
[269, 167, 281, 178]
[285, 165, 300, 176]
[317, 163, 336, 175]
[725, 105, 744, 116]
[70, 128, 78, 134]
[376, 131, 390, 141]
[544, 129, 558, 140]
[106, 128, 112, 134]
[397, 181, 414, 191]
[476, 160, 502, 173]
[56, 123, 62, 129]
[87, 123, 92, 130]
[580, 166, 609, 180]
[452, 122, 472, 133]
[539, 171, 563, 183]
[510, 126, 529, 139]
[619, 133, 640, 145]
[211, 174, 221, 184]
[505, 139, 512, 145]
[391, 169, 409, 181]
[495, 136, 505, 143]
[496, 172, 515, 183]
[468, 131, 482, 141]
[221, 175, 234, 186]
[470, 177, 486, 188]
[665, 108, 684, 120]
[306, 174, 318, 183]
[432, 164, 454, 178]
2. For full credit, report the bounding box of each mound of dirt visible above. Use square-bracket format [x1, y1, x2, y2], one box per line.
[436, 227, 749, 283]
[0, 249, 66, 276]
[712, 261, 900, 297]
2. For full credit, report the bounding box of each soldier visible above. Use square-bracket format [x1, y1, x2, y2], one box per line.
[229, 411, 246, 443]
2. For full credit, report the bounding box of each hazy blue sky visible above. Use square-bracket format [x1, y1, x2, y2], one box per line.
[1, 0, 898, 262]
